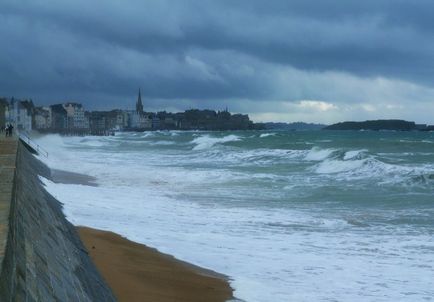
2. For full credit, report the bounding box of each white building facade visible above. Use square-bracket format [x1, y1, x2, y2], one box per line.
[63, 103, 88, 129]
[6, 99, 33, 131]
[129, 111, 152, 129]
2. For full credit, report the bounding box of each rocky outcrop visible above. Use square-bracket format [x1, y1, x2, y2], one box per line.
[323, 119, 417, 131]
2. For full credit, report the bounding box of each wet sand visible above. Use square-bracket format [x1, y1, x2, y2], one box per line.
[77, 226, 234, 302]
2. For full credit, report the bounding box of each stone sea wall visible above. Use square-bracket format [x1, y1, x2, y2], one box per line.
[0, 140, 116, 301]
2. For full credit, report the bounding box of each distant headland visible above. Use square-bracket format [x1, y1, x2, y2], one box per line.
[261, 122, 326, 131]
[324, 119, 434, 131]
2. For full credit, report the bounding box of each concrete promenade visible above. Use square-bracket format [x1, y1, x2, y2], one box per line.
[0, 136, 17, 273]
[0, 136, 116, 301]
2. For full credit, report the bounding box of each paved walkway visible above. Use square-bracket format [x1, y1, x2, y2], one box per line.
[0, 135, 17, 271]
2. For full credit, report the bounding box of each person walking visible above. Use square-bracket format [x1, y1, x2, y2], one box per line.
[5, 124, 13, 137]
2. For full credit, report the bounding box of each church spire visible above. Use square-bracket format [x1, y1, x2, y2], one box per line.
[136, 88, 143, 115]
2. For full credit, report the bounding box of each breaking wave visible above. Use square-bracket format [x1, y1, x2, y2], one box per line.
[311, 149, 434, 186]
[343, 149, 368, 160]
[304, 147, 336, 161]
[259, 133, 277, 138]
[315, 158, 368, 174]
[192, 134, 241, 150]
[32, 130, 434, 302]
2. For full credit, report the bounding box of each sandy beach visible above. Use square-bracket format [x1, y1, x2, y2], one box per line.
[77, 226, 234, 302]
[51, 168, 233, 301]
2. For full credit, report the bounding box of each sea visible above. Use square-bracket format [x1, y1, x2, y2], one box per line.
[34, 130, 434, 302]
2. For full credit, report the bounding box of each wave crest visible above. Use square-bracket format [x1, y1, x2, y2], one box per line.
[304, 147, 336, 161]
[192, 134, 241, 150]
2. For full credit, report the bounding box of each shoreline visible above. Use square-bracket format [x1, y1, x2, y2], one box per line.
[46, 154, 235, 301]
[77, 226, 234, 302]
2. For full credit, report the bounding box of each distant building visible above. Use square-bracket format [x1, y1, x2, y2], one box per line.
[89, 111, 105, 129]
[88, 111, 117, 135]
[176, 108, 253, 130]
[63, 102, 87, 129]
[227, 113, 252, 130]
[129, 110, 152, 129]
[50, 104, 68, 130]
[128, 89, 153, 129]
[136, 89, 144, 115]
[156, 112, 178, 129]
[151, 114, 160, 129]
[33, 107, 52, 130]
[0, 98, 7, 129]
[121, 111, 129, 128]
[104, 110, 128, 130]
[6, 99, 34, 131]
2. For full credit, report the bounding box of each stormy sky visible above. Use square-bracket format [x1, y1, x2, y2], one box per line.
[2, 0, 434, 123]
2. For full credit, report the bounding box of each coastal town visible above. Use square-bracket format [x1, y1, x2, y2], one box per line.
[0, 90, 259, 135]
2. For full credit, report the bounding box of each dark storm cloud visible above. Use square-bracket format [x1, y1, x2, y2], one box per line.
[1, 0, 434, 114]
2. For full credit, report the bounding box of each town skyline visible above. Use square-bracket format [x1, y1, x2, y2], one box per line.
[0, 91, 258, 134]
[4, 91, 434, 126]
[0, 89, 242, 120]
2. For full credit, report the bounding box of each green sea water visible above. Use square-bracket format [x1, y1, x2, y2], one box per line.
[124, 130, 434, 213]
[37, 130, 434, 301]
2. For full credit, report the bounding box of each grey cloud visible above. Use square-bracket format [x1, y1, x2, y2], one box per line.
[4, 0, 434, 79]
[1, 0, 434, 122]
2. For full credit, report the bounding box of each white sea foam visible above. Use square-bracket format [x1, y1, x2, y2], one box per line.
[315, 158, 367, 174]
[304, 147, 335, 161]
[34, 132, 434, 302]
[39, 173, 434, 302]
[149, 140, 175, 145]
[343, 149, 367, 160]
[192, 134, 241, 150]
[313, 154, 434, 186]
[195, 148, 307, 166]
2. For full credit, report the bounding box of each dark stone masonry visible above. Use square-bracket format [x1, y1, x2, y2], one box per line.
[0, 137, 116, 301]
